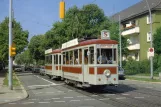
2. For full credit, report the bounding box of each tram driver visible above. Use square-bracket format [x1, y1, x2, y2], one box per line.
[97, 52, 108, 64]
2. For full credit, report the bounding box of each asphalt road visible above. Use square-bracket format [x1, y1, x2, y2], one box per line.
[1, 72, 161, 107]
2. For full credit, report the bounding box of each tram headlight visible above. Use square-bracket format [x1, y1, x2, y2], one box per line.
[104, 69, 111, 77]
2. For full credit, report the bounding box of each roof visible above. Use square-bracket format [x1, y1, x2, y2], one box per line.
[112, 0, 161, 22]
[52, 49, 61, 54]
[62, 39, 118, 51]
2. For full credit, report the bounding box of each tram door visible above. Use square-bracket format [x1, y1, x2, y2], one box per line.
[82, 48, 88, 83]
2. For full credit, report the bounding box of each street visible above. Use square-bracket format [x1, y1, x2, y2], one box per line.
[0, 72, 161, 107]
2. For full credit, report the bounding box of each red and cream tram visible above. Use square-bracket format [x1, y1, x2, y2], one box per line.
[61, 38, 118, 87]
[45, 49, 62, 79]
[45, 36, 119, 87]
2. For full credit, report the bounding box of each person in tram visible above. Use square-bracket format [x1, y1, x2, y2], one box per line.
[97, 52, 108, 64]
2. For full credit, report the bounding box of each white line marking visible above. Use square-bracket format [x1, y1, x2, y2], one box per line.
[52, 98, 60, 100]
[46, 92, 55, 94]
[70, 100, 80, 102]
[99, 98, 109, 101]
[77, 96, 86, 98]
[22, 102, 34, 104]
[58, 91, 63, 93]
[34, 75, 56, 85]
[9, 103, 16, 104]
[116, 97, 126, 100]
[134, 97, 144, 99]
[29, 99, 37, 101]
[105, 94, 115, 96]
[17, 96, 22, 99]
[84, 99, 95, 101]
[122, 94, 130, 96]
[35, 92, 43, 94]
[146, 87, 153, 88]
[68, 90, 73, 92]
[38, 102, 50, 104]
[28, 84, 52, 87]
[44, 99, 51, 101]
[91, 95, 98, 97]
[64, 97, 73, 99]
[54, 101, 65, 103]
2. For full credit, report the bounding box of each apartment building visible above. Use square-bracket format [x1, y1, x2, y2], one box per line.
[112, 0, 161, 61]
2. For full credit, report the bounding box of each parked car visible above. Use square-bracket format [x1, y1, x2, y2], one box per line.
[40, 66, 45, 76]
[32, 66, 40, 73]
[118, 66, 125, 80]
[14, 65, 23, 72]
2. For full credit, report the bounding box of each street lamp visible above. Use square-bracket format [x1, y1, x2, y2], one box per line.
[145, 0, 153, 79]
[119, 15, 122, 68]
[9, 0, 13, 90]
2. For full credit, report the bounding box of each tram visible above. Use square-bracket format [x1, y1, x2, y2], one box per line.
[45, 49, 62, 79]
[45, 31, 119, 87]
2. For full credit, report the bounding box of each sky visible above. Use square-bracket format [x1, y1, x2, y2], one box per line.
[0, 0, 141, 40]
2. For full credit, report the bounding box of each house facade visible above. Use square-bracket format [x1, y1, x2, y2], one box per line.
[112, 0, 161, 61]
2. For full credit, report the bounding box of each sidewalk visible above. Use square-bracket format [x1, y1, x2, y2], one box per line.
[0, 70, 28, 104]
[127, 75, 159, 80]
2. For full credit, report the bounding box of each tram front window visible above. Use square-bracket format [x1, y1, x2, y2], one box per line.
[97, 48, 116, 64]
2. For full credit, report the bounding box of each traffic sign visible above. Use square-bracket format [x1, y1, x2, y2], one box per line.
[148, 48, 154, 57]
[101, 30, 110, 40]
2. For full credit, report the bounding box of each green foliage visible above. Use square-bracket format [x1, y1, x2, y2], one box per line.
[28, 35, 45, 64]
[15, 49, 33, 66]
[0, 17, 29, 62]
[153, 27, 161, 55]
[45, 4, 112, 49]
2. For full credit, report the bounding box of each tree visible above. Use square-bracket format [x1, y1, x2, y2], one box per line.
[153, 27, 161, 55]
[45, 4, 111, 49]
[15, 50, 33, 65]
[0, 17, 29, 63]
[28, 35, 45, 64]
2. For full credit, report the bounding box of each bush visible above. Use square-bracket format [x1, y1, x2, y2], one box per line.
[124, 59, 140, 75]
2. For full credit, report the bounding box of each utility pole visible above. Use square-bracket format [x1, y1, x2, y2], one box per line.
[119, 15, 122, 67]
[9, 0, 13, 90]
[145, 0, 153, 79]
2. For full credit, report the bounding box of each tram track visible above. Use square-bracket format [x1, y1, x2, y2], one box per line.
[37, 75, 161, 107]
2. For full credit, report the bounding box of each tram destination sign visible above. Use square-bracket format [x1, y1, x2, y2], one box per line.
[101, 30, 110, 40]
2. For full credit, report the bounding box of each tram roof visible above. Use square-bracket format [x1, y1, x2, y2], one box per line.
[62, 39, 118, 50]
[52, 49, 61, 54]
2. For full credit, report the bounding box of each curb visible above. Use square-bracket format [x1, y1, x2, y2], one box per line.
[126, 79, 161, 84]
[0, 73, 29, 105]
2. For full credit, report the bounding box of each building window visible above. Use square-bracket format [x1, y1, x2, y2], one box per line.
[147, 32, 151, 42]
[147, 15, 152, 24]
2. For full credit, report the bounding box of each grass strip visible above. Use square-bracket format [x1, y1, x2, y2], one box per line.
[3, 72, 20, 87]
[126, 76, 161, 82]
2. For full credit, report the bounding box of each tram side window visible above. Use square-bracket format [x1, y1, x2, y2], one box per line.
[84, 49, 88, 65]
[50, 55, 52, 64]
[46, 55, 52, 64]
[74, 50, 78, 65]
[97, 49, 116, 64]
[79, 49, 82, 64]
[56, 55, 58, 64]
[89, 47, 94, 64]
[69, 51, 73, 65]
[63, 52, 66, 64]
[66, 52, 69, 65]
[59, 55, 61, 64]
[54, 55, 56, 64]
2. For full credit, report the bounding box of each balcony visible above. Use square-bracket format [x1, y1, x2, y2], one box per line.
[122, 26, 140, 36]
[127, 44, 140, 50]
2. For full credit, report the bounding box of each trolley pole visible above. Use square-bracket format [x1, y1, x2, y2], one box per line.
[145, 0, 153, 79]
[9, 0, 13, 90]
[119, 15, 122, 67]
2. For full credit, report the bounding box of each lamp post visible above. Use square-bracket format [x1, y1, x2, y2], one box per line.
[9, 0, 13, 90]
[145, 0, 153, 79]
[119, 15, 122, 67]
